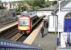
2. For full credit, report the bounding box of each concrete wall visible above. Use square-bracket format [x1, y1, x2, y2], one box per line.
[0, 9, 17, 25]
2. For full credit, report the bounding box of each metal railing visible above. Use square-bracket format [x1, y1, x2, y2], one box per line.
[0, 39, 41, 50]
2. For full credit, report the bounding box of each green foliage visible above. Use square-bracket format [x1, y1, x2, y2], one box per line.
[33, 0, 45, 7]
[32, 6, 40, 10]
[22, 0, 44, 7]
[16, 0, 57, 11]
[52, 1, 57, 5]
[24, 0, 34, 6]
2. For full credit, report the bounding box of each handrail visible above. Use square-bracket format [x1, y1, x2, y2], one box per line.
[0, 39, 41, 50]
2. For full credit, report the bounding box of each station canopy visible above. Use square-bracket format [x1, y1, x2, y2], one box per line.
[61, 1, 71, 11]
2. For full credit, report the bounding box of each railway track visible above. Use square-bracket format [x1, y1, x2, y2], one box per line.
[0, 20, 17, 28]
[0, 24, 28, 41]
[0, 17, 44, 42]
[0, 25, 18, 39]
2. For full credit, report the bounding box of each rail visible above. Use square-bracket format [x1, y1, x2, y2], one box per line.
[0, 39, 41, 50]
[32, 16, 44, 30]
[0, 16, 44, 41]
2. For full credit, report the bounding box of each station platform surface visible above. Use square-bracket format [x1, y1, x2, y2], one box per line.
[57, 47, 71, 50]
[0, 21, 17, 33]
[31, 28, 57, 50]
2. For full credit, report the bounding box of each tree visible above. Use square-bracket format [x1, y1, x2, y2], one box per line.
[24, 0, 34, 6]
[33, 0, 45, 7]
[0, 2, 6, 9]
[52, 1, 57, 5]
[22, 0, 45, 7]
[17, 0, 57, 11]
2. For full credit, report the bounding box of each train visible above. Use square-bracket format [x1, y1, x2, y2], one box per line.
[18, 11, 44, 35]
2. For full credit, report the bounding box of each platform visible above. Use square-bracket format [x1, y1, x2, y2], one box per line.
[23, 21, 57, 50]
[0, 21, 17, 33]
[57, 47, 71, 50]
[31, 28, 57, 50]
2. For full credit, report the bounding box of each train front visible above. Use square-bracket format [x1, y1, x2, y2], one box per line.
[18, 16, 32, 34]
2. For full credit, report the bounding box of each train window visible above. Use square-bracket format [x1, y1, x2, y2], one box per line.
[19, 19, 29, 26]
[65, 12, 71, 19]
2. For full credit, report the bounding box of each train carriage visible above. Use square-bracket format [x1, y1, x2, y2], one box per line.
[18, 11, 43, 35]
[18, 16, 32, 34]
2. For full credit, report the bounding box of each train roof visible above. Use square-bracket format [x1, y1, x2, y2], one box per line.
[21, 11, 37, 18]
[52, 1, 71, 15]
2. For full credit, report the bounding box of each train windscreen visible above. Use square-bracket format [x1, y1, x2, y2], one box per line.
[19, 19, 29, 26]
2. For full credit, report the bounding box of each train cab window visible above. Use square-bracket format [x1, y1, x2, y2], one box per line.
[19, 19, 29, 26]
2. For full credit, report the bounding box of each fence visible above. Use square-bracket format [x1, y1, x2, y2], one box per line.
[0, 39, 41, 50]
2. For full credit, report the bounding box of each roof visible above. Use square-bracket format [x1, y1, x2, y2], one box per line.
[36, 5, 58, 11]
[61, 1, 71, 11]
[53, 1, 71, 14]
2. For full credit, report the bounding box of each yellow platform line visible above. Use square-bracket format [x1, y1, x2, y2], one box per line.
[23, 21, 43, 45]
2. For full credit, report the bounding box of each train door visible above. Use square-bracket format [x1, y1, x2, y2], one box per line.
[48, 15, 58, 32]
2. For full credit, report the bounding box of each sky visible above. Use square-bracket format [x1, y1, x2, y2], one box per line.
[1, 0, 21, 2]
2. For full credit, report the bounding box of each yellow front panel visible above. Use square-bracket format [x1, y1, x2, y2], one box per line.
[18, 26, 29, 30]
